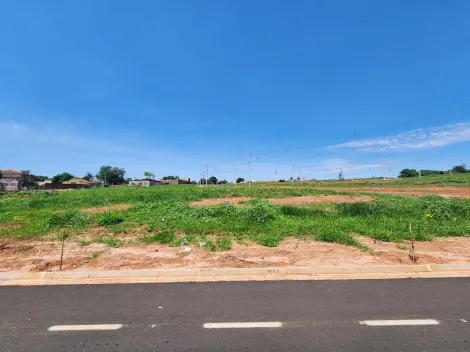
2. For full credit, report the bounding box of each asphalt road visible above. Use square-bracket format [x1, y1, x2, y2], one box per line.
[1, 278, 469, 351]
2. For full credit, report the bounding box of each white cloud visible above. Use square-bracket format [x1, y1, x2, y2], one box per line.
[327, 122, 470, 152]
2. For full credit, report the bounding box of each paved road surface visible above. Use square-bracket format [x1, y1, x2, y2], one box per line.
[1, 278, 469, 351]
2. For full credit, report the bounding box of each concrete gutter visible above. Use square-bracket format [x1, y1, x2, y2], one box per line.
[1, 264, 470, 285]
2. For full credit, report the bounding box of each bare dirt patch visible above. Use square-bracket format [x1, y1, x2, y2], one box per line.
[189, 195, 372, 206]
[81, 204, 132, 214]
[2, 235, 470, 273]
[0, 222, 23, 230]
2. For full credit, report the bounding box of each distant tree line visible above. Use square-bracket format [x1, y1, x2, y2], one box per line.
[48, 166, 127, 185]
[399, 164, 469, 178]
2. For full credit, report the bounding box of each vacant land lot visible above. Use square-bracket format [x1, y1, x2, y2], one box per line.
[1, 181, 470, 271]
[257, 174, 470, 198]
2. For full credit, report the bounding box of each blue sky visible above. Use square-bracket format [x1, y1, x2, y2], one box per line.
[1, 0, 470, 181]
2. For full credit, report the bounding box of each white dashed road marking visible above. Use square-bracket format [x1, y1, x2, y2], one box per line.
[203, 322, 283, 329]
[48, 324, 123, 331]
[360, 319, 439, 326]
[461, 319, 467, 323]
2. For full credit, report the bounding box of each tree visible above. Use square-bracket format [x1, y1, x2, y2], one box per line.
[452, 164, 467, 173]
[199, 178, 206, 185]
[144, 171, 155, 178]
[32, 175, 49, 181]
[398, 168, 419, 178]
[52, 172, 74, 184]
[82, 172, 94, 181]
[236, 177, 245, 183]
[208, 176, 218, 184]
[338, 169, 344, 180]
[279, 179, 286, 182]
[218, 179, 228, 184]
[162, 175, 178, 180]
[20, 170, 34, 187]
[96, 166, 126, 185]
[0, 170, 3, 179]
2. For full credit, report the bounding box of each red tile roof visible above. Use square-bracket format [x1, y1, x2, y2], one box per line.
[1, 169, 23, 174]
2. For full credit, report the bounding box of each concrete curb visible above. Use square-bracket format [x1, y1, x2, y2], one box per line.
[1, 264, 470, 282]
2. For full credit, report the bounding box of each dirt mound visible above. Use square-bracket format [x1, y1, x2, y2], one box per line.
[268, 195, 373, 205]
[81, 204, 132, 214]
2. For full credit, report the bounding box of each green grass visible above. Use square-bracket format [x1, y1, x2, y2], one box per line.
[141, 231, 176, 244]
[97, 211, 124, 227]
[89, 251, 103, 259]
[255, 172, 470, 188]
[94, 236, 121, 248]
[1, 184, 470, 251]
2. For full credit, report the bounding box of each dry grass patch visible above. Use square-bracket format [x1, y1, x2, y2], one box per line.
[0, 222, 23, 230]
[189, 197, 252, 206]
[80, 204, 132, 214]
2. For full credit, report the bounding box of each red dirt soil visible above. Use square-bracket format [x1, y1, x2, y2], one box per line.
[189, 197, 252, 206]
[2, 236, 470, 272]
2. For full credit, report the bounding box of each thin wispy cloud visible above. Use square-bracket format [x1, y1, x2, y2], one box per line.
[0, 121, 195, 178]
[327, 123, 470, 152]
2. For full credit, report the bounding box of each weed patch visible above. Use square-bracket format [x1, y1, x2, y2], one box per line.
[97, 211, 124, 227]
[89, 251, 103, 259]
[47, 211, 90, 228]
[216, 236, 232, 251]
[141, 231, 176, 245]
[94, 236, 121, 248]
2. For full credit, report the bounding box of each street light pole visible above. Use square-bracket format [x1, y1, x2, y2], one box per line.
[248, 154, 252, 188]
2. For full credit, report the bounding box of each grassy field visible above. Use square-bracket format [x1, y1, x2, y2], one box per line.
[255, 172, 470, 188]
[1, 184, 470, 251]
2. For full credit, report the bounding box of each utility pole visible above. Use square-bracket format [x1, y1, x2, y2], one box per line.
[291, 166, 294, 184]
[221, 164, 238, 186]
[449, 164, 452, 177]
[206, 163, 208, 187]
[382, 156, 386, 180]
[299, 166, 302, 182]
[418, 160, 422, 178]
[248, 154, 252, 188]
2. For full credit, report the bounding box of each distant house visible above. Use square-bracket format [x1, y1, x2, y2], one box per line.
[129, 178, 163, 187]
[166, 178, 191, 185]
[0, 169, 34, 191]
